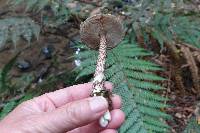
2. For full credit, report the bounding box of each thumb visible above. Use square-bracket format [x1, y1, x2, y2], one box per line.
[39, 96, 108, 132]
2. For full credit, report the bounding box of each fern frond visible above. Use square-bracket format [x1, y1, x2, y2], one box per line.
[139, 105, 169, 118]
[125, 70, 165, 81]
[128, 80, 164, 90]
[144, 122, 168, 133]
[134, 89, 169, 101]
[148, 13, 200, 48]
[0, 17, 40, 49]
[75, 39, 170, 132]
[144, 116, 170, 128]
[135, 97, 169, 108]
[121, 60, 164, 71]
[114, 83, 148, 133]
[105, 64, 121, 79]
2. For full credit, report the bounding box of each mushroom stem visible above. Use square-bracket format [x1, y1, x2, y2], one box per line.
[92, 34, 107, 94]
[94, 34, 107, 87]
[94, 34, 107, 77]
[92, 34, 111, 127]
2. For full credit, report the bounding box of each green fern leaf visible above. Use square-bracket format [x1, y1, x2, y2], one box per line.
[134, 89, 169, 101]
[75, 39, 170, 132]
[128, 79, 164, 90]
[147, 13, 200, 48]
[114, 83, 148, 133]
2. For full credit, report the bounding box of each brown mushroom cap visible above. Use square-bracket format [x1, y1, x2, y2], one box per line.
[80, 14, 124, 50]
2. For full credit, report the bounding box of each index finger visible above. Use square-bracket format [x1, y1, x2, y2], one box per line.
[39, 82, 113, 108]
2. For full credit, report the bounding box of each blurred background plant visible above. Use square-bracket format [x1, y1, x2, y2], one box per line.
[0, 0, 200, 133]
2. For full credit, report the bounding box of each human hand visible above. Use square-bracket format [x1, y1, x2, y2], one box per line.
[0, 82, 124, 133]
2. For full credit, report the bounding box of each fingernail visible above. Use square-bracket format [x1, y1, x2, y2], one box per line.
[90, 96, 108, 113]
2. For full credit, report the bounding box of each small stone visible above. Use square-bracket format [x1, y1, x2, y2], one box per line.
[41, 44, 54, 59]
[175, 113, 182, 119]
[38, 78, 43, 83]
[16, 60, 31, 71]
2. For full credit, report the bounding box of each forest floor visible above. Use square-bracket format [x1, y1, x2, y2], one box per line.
[148, 39, 200, 132]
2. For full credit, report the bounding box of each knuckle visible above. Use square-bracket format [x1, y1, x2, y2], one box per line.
[65, 103, 81, 126]
[65, 100, 90, 125]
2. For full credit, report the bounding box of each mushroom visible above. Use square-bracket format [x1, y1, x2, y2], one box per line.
[80, 14, 124, 127]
